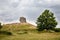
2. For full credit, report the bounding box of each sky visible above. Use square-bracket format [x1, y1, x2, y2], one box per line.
[0, 0, 60, 28]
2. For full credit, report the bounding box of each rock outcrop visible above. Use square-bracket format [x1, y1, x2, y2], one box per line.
[20, 17, 26, 23]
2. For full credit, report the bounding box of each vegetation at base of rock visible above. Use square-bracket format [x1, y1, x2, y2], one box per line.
[1, 23, 36, 32]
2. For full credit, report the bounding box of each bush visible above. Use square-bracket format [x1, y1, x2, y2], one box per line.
[53, 28, 60, 32]
[0, 23, 2, 30]
[37, 29, 44, 31]
[0, 31, 12, 35]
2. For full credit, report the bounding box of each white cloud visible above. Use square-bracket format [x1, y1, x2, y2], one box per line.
[56, 21, 60, 28]
[37, 0, 60, 7]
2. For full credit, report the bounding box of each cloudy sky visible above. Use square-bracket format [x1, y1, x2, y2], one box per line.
[0, 0, 60, 28]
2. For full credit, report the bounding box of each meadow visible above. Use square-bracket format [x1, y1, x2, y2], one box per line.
[0, 31, 60, 40]
[0, 23, 60, 40]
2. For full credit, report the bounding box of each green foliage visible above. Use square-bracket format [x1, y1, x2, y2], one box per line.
[36, 9, 57, 31]
[53, 28, 60, 32]
[0, 23, 2, 30]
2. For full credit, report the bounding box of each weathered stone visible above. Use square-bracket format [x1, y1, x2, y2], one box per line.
[20, 17, 26, 23]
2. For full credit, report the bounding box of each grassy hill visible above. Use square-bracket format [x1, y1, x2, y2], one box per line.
[1, 23, 36, 32]
[0, 23, 60, 40]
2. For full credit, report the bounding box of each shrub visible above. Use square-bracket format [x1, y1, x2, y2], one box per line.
[53, 28, 60, 32]
[0, 31, 12, 35]
[0, 23, 2, 30]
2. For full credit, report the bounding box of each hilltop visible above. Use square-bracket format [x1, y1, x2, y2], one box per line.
[1, 17, 36, 32]
[1, 23, 36, 32]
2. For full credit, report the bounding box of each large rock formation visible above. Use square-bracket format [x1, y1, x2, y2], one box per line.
[20, 17, 26, 23]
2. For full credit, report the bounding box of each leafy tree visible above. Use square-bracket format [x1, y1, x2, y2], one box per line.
[0, 23, 2, 30]
[36, 9, 57, 31]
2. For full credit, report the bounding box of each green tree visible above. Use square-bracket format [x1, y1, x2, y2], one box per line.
[36, 9, 57, 31]
[0, 23, 2, 30]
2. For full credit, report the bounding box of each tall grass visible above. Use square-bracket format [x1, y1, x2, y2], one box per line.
[0, 32, 60, 40]
[0, 23, 60, 40]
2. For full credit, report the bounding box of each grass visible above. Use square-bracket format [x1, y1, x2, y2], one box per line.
[0, 23, 60, 40]
[1, 23, 36, 32]
[0, 32, 60, 40]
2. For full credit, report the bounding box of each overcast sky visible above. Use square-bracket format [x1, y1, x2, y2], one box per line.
[0, 0, 60, 28]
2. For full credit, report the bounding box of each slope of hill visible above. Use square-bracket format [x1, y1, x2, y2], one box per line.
[1, 23, 36, 32]
[0, 23, 60, 40]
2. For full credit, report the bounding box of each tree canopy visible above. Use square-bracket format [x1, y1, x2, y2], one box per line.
[36, 9, 57, 31]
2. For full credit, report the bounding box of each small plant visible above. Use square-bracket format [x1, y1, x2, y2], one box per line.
[0, 31, 12, 35]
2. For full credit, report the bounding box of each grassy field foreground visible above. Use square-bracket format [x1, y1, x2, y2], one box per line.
[0, 23, 60, 40]
[0, 32, 60, 40]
